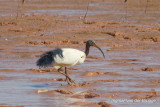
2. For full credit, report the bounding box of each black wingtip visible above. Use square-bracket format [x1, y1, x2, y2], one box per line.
[36, 51, 54, 67]
[36, 48, 63, 68]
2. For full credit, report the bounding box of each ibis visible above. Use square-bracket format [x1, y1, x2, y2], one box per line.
[36, 40, 105, 84]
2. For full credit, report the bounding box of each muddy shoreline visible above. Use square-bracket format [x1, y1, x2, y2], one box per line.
[0, 0, 160, 107]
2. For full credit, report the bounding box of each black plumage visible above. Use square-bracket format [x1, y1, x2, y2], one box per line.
[36, 48, 63, 67]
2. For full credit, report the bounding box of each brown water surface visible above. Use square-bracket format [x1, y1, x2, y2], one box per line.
[0, 0, 160, 107]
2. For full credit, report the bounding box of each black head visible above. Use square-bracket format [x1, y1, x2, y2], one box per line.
[86, 40, 96, 46]
[86, 40, 105, 58]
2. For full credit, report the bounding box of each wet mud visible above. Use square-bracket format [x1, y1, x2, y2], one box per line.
[0, 0, 160, 107]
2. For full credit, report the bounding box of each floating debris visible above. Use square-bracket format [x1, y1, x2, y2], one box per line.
[37, 89, 49, 94]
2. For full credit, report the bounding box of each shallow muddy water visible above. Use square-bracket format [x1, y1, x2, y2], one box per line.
[0, 0, 160, 24]
[0, 42, 160, 107]
[0, 0, 160, 107]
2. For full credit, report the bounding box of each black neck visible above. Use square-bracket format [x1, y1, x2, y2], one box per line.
[85, 43, 90, 56]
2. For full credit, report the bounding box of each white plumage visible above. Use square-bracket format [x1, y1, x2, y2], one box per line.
[54, 48, 86, 68]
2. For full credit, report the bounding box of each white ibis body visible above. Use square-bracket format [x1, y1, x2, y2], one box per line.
[36, 40, 105, 84]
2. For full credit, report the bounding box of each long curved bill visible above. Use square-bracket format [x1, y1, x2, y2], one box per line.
[93, 44, 105, 58]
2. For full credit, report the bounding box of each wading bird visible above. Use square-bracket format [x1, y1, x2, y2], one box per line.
[36, 40, 105, 84]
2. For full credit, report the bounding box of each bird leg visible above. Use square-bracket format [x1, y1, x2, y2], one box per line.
[57, 67, 74, 84]
[64, 67, 70, 84]
[65, 67, 75, 84]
